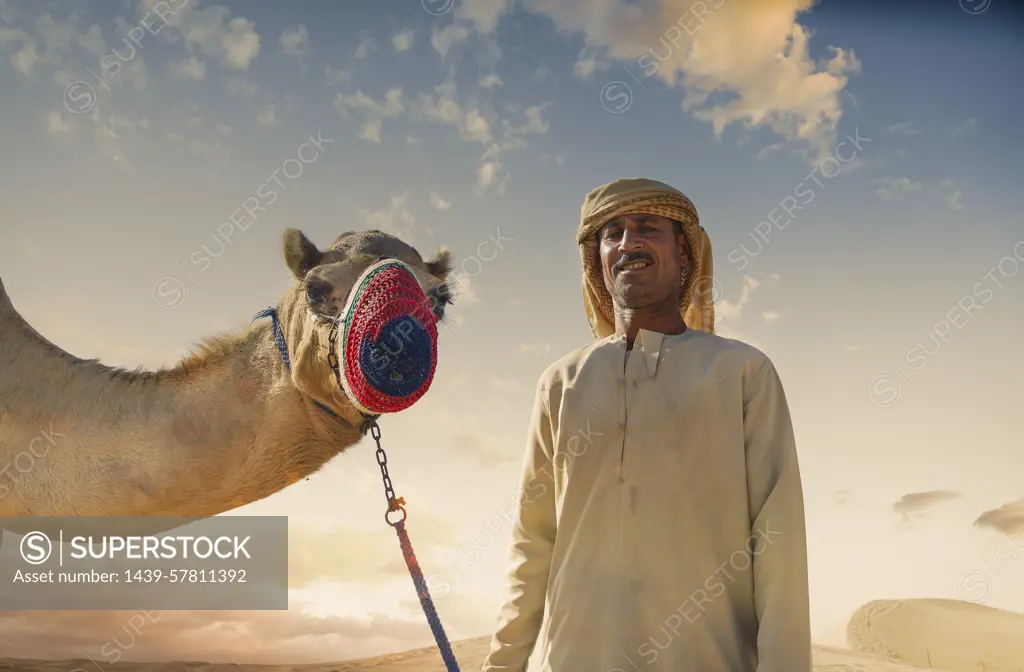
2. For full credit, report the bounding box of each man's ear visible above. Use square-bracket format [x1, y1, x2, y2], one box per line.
[677, 228, 691, 267]
[283, 228, 324, 280]
[425, 247, 453, 280]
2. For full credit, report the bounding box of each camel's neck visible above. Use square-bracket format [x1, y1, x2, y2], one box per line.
[0, 301, 363, 517]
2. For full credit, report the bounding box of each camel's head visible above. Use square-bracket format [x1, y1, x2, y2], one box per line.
[280, 228, 454, 422]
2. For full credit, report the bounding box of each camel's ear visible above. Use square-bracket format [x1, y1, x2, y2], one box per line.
[425, 247, 452, 280]
[283, 228, 324, 279]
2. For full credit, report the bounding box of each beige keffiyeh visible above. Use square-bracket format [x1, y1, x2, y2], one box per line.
[577, 177, 716, 338]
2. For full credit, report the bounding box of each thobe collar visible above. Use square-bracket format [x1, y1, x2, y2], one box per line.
[614, 328, 666, 379]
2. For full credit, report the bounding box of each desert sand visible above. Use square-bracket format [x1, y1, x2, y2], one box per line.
[1, 598, 1022, 671]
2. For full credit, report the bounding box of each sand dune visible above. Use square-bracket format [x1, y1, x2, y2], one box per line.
[845, 598, 1024, 672]
[1, 598, 1021, 671]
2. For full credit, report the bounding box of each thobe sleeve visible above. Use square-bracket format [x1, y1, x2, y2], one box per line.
[481, 379, 558, 672]
[743, 358, 812, 672]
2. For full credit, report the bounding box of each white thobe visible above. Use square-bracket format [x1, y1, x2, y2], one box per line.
[481, 328, 812, 672]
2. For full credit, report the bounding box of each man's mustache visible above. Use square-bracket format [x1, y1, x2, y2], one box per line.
[614, 252, 654, 271]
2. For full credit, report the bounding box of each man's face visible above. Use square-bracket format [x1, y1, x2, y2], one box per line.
[597, 213, 688, 309]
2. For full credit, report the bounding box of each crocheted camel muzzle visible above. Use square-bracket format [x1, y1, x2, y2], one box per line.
[337, 259, 439, 415]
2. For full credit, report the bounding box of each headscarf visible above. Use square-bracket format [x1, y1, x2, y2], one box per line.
[577, 177, 715, 339]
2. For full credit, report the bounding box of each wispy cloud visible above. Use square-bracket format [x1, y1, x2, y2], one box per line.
[888, 121, 921, 136]
[256, 104, 277, 126]
[358, 191, 417, 244]
[279, 24, 309, 57]
[892, 490, 961, 525]
[950, 117, 980, 139]
[429, 191, 452, 211]
[334, 87, 405, 143]
[392, 27, 415, 53]
[874, 177, 963, 210]
[168, 55, 206, 80]
[974, 498, 1024, 536]
[325, 34, 374, 87]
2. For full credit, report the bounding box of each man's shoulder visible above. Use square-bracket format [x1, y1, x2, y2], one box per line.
[698, 332, 790, 397]
[687, 330, 772, 369]
[533, 337, 614, 396]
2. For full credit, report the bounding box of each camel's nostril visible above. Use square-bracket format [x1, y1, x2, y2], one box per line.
[305, 279, 331, 305]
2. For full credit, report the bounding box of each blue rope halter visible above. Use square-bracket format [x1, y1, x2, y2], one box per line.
[252, 307, 460, 671]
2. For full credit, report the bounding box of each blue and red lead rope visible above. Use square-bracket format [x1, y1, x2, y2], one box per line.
[395, 518, 460, 671]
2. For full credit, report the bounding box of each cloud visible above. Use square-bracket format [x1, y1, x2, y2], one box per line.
[226, 76, 257, 96]
[0, 606, 440, 665]
[475, 160, 504, 195]
[334, 88, 404, 143]
[392, 27, 415, 52]
[358, 192, 417, 244]
[891, 490, 961, 523]
[449, 272, 479, 307]
[761, 310, 780, 326]
[431, 24, 473, 61]
[419, 0, 835, 159]
[540, 151, 565, 165]
[0, 12, 107, 78]
[411, 79, 504, 194]
[414, 80, 493, 144]
[939, 178, 963, 211]
[501, 104, 551, 146]
[410, 78, 552, 196]
[137, 1, 261, 71]
[950, 117, 980, 139]
[256, 104, 277, 126]
[974, 498, 1024, 536]
[428, 0, 510, 65]
[279, 24, 309, 57]
[717, 275, 761, 320]
[874, 177, 963, 210]
[479, 73, 503, 89]
[491, 0, 859, 163]
[429, 191, 452, 210]
[573, 46, 611, 79]
[888, 121, 921, 136]
[0, 25, 37, 75]
[874, 176, 923, 199]
[354, 35, 374, 60]
[532, 65, 553, 83]
[43, 109, 73, 138]
[519, 342, 552, 355]
[168, 55, 206, 80]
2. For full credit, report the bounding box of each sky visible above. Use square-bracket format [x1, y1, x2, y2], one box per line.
[1, 0, 1023, 664]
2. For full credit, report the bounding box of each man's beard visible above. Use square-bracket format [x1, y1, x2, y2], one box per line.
[611, 277, 676, 310]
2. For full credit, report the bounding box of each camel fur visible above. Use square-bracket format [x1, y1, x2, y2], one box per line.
[0, 229, 453, 532]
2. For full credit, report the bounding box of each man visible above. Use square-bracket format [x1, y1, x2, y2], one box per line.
[481, 178, 811, 671]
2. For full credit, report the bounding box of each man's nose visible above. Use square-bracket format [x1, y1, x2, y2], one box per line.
[619, 228, 644, 250]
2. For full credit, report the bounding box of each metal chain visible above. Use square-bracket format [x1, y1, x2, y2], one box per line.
[323, 319, 404, 526]
[368, 421, 406, 526]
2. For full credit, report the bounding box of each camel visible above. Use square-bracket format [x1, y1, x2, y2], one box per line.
[0, 228, 453, 538]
